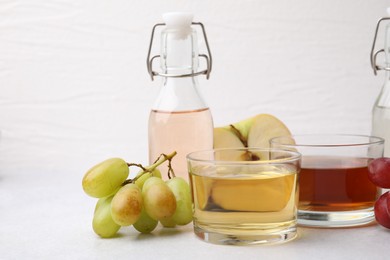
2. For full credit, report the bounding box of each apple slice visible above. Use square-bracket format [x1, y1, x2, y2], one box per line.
[213, 128, 245, 161]
[214, 114, 292, 160]
[247, 114, 291, 148]
[211, 172, 295, 212]
[246, 114, 292, 160]
[210, 114, 294, 212]
[213, 128, 244, 149]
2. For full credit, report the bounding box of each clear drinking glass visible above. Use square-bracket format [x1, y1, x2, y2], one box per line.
[187, 148, 301, 245]
[270, 134, 384, 227]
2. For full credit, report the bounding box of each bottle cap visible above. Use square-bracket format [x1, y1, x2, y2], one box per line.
[162, 12, 193, 29]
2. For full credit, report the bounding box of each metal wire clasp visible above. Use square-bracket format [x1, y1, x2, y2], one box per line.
[146, 22, 212, 81]
[370, 17, 390, 75]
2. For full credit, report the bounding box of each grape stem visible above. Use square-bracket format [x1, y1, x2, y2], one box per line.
[146, 151, 177, 173]
[126, 163, 147, 171]
[122, 151, 177, 185]
[165, 154, 176, 179]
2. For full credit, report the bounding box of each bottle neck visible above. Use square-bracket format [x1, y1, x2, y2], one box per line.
[376, 71, 390, 108]
[152, 28, 206, 112]
[374, 25, 390, 108]
[386, 25, 390, 65]
[161, 27, 199, 75]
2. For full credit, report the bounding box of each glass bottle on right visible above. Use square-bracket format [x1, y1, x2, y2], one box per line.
[370, 10, 390, 157]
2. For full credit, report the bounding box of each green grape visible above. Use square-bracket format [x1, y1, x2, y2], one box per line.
[92, 196, 121, 238]
[133, 209, 158, 233]
[135, 168, 162, 189]
[142, 177, 177, 221]
[159, 217, 176, 228]
[151, 168, 162, 178]
[82, 158, 129, 198]
[166, 177, 193, 225]
[111, 184, 143, 226]
[94, 197, 106, 213]
[142, 176, 164, 191]
[93, 187, 121, 214]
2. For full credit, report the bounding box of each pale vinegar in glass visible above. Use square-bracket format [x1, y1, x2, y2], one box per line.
[148, 108, 213, 180]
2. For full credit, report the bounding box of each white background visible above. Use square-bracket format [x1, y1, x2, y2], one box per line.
[1, 1, 390, 259]
[0, 0, 388, 174]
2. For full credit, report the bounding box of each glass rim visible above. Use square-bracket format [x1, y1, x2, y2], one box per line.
[270, 134, 385, 148]
[186, 148, 301, 165]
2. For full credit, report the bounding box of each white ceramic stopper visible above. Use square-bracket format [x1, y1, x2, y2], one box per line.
[162, 12, 193, 29]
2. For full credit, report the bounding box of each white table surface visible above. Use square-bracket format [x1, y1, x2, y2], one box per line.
[1, 170, 389, 260]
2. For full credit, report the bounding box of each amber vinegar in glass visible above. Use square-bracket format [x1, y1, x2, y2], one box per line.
[299, 156, 380, 212]
[270, 134, 384, 227]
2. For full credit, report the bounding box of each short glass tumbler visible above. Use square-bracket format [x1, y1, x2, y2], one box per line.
[270, 134, 384, 227]
[187, 148, 301, 245]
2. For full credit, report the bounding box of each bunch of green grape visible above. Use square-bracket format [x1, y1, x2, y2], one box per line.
[82, 151, 193, 238]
